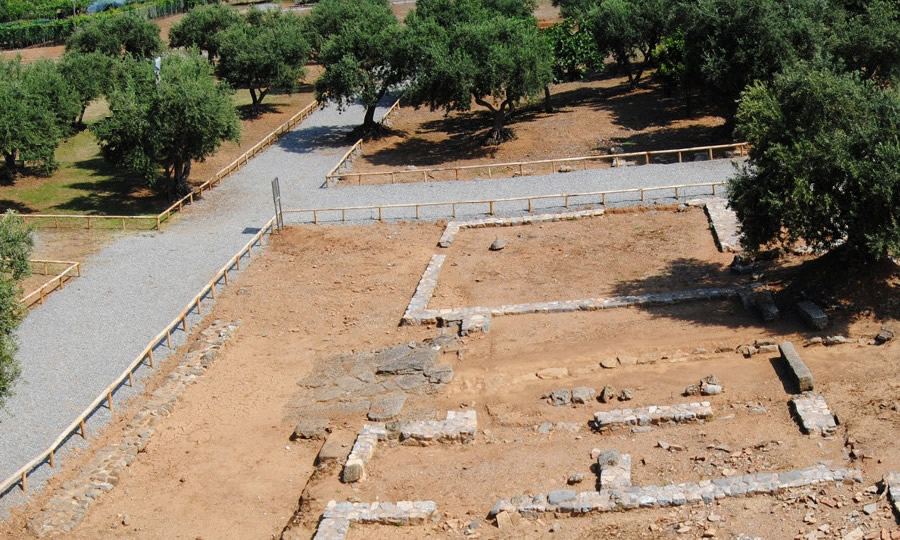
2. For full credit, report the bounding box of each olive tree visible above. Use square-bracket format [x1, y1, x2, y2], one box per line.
[730, 62, 900, 260]
[93, 53, 240, 199]
[404, 0, 553, 144]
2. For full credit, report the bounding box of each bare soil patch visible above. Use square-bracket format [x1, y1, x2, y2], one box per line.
[347, 73, 728, 185]
[1, 218, 898, 540]
[432, 207, 738, 308]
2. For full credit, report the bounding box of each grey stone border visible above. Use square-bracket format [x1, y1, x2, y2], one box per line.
[885, 473, 900, 519]
[27, 321, 240, 538]
[437, 209, 607, 248]
[687, 198, 743, 253]
[402, 281, 761, 327]
[491, 465, 861, 519]
[593, 401, 713, 431]
[313, 500, 438, 540]
[341, 411, 477, 484]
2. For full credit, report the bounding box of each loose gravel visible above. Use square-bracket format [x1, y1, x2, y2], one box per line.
[0, 98, 741, 511]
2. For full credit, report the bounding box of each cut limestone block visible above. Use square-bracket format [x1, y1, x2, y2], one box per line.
[790, 393, 837, 436]
[593, 402, 712, 431]
[596, 450, 632, 489]
[341, 423, 387, 483]
[796, 300, 828, 330]
[779, 342, 814, 392]
[399, 410, 477, 445]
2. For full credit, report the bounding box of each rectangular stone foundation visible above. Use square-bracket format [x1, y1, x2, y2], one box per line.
[594, 402, 713, 431]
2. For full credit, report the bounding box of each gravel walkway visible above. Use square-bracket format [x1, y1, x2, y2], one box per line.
[0, 99, 741, 510]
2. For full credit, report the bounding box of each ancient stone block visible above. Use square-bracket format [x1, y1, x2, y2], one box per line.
[790, 393, 837, 436]
[367, 393, 406, 421]
[779, 342, 814, 392]
[293, 418, 331, 440]
[597, 451, 632, 489]
[593, 402, 713, 431]
[796, 300, 828, 330]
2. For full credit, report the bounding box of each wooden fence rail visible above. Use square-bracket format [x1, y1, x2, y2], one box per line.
[20, 100, 319, 232]
[285, 181, 727, 224]
[324, 142, 749, 187]
[323, 98, 403, 186]
[19, 260, 81, 309]
[0, 216, 277, 497]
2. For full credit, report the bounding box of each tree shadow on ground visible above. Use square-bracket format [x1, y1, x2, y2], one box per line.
[606, 257, 788, 331]
[276, 124, 365, 156]
[609, 124, 732, 156]
[237, 102, 285, 121]
[0, 199, 35, 213]
[606, 251, 900, 335]
[56, 157, 164, 215]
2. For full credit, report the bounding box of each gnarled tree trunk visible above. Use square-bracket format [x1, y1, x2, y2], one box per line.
[169, 157, 192, 200]
[475, 96, 516, 146]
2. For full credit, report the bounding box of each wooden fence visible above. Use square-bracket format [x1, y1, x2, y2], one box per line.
[324, 142, 749, 187]
[21, 100, 319, 232]
[0, 216, 277, 497]
[19, 260, 81, 309]
[323, 98, 403, 186]
[285, 181, 726, 224]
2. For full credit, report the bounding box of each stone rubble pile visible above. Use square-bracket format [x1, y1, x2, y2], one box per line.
[491, 465, 861, 519]
[789, 393, 838, 436]
[593, 402, 713, 431]
[28, 320, 240, 538]
[313, 500, 438, 540]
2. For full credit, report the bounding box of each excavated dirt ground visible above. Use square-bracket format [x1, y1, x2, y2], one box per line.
[2, 215, 899, 540]
[346, 74, 728, 185]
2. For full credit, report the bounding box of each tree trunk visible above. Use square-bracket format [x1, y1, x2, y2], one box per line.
[78, 105, 87, 127]
[486, 106, 514, 145]
[363, 104, 377, 130]
[3, 152, 14, 171]
[170, 157, 192, 200]
[544, 85, 553, 113]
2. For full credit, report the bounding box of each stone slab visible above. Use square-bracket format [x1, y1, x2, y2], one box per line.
[796, 300, 828, 330]
[779, 342, 814, 392]
[790, 393, 837, 436]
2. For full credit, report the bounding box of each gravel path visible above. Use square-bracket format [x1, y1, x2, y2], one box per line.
[0, 99, 741, 509]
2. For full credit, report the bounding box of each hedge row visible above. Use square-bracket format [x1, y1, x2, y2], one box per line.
[1, 0, 216, 49]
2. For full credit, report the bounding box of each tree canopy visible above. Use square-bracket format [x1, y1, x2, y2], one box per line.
[215, 9, 310, 112]
[311, 0, 404, 131]
[0, 211, 32, 408]
[0, 58, 76, 176]
[730, 62, 900, 260]
[404, 0, 553, 144]
[586, 0, 669, 87]
[93, 53, 240, 199]
[65, 13, 163, 58]
[58, 51, 115, 126]
[168, 4, 242, 62]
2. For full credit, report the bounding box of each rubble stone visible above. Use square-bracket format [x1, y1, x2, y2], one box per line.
[571, 387, 596, 404]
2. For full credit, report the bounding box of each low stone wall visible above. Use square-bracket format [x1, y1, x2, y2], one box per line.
[491, 465, 861, 519]
[401, 254, 445, 325]
[437, 209, 607, 248]
[403, 284, 760, 327]
[341, 411, 477, 483]
[314, 500, 438, 540]
[593, 402, 713, 431]
[688, 198, 742, 253]
[399, 410, 477, 445]
[341, 423, 387, 484]
[885, 473, 900, 518]
[790, 393, 837, 436]
[27, 320, 240, 538]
